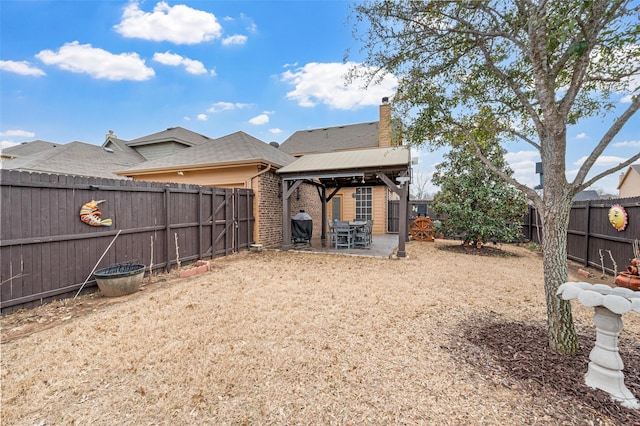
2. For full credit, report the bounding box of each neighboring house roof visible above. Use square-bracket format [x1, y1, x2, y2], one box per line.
[617, 164, 640, 189]
[573, 190, 600, 201]
[278, 122, 380, 156]
[0, 140, 146, 179]
[117, 131, 296, 175]
[0, 140, 59, 159]
[124, 126, 213, 148]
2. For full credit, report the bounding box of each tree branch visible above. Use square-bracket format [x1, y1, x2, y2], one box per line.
[572, 95, 640, 185]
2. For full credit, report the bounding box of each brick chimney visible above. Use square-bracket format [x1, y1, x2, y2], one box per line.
[378, 97, 392, 147]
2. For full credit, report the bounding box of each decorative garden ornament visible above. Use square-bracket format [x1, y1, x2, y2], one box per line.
[607, 204, 628, 231]
[79, 199, 112, 227]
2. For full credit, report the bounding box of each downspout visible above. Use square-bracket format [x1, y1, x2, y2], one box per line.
[248, 164, 272, 189]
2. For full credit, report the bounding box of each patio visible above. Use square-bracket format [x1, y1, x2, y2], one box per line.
[290, 233, 400, 258]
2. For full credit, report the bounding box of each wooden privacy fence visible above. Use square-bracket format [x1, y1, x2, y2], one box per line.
[0, 170, 254, 314]
[522, 197, 640, 275]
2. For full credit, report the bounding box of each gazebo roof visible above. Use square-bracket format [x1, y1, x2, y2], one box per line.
[276, 146, 410, 187]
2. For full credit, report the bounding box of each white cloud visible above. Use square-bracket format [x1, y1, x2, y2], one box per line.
[1, 129, 36, 138]
[36, 41, 155, 81]
[575, 132, 587, 139]
[114, 1, 222, 44]
[221, 35, 248, 46]
[620, 94, 636, 103]
[0, 141, 20, 149]
[282, 62, 398, 109]
[249, 114, 269, 125]
[153, 51, 209, 75]
[0, 60, 46, 77]
[573, 155, 628, 166]
[206, 101, 251, 113]
[612, 139, 640, 148]
[269, 128, 283, 134]
[197, 114, 208, 121]
[504, 150, 540, 188]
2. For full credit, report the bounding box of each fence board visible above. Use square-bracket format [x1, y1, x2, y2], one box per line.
[1, 170, 253, 313]
[522, 197, 640, 275]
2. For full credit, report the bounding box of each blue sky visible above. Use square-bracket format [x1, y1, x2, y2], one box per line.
[1, 0, 638, 196]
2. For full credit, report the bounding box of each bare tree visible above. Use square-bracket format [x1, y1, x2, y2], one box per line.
[349, 0, 640, 354]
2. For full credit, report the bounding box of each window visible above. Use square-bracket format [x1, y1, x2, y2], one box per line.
[355, 187, 372, 221]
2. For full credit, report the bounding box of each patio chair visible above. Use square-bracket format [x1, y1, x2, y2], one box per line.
[327, 219, 337, 247]
[335, 220, 354, 248]
[354, 220, 372, 247]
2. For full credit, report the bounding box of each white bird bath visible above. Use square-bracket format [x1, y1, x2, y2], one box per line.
[557, 282, 640, 409]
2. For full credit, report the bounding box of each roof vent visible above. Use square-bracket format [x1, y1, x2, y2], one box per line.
[269, 141, 280, 148]
[104, 147, 114, 153]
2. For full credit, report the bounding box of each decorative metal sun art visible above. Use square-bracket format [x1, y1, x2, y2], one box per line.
[607, 204, 628, 232]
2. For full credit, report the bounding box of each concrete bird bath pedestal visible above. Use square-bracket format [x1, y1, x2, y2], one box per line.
[557, 282, 640, 409]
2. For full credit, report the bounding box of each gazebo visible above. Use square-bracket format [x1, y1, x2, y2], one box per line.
[276, 146, 412, 257]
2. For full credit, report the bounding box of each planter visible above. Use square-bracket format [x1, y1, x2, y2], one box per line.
[614, 272, 640, 292]
[94, 263, 146, 297]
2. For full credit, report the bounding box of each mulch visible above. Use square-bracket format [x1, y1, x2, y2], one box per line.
[440, 242, 640, 424]
[448, 315, 640, 425]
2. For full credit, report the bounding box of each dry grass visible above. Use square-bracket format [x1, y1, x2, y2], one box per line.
[1, 240, 639, 425]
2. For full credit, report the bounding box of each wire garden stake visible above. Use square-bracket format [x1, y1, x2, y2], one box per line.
[149, 235, 154, 282]
[74, 229, 122, 299]
[174, 232, 181, 269]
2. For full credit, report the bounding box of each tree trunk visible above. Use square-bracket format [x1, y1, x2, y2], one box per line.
[540, 199, 579, 355]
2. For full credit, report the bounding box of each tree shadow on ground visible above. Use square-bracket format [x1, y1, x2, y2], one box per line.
[447, 315, 640, 425]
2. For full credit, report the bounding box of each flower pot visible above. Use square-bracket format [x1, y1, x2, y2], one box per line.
[94, 263, 145, 297]
[614, 272, 640, 292]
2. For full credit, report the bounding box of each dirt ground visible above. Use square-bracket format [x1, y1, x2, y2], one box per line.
[2, 239, 639, 425]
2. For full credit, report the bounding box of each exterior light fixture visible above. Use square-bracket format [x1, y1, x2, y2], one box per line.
[396, 176, 410, 187]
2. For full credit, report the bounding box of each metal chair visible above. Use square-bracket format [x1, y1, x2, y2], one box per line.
[335, 220, 354, 248]
[327, 219, 337, 247]
[354, 220, 372, 247]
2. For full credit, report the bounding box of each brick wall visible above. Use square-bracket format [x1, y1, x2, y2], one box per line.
[379, 101, 392, 147]
[289, 182, 323, 239]
[255, 171, 283, 247]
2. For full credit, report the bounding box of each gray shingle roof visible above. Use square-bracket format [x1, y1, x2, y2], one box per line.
[1, 141, 145, 179]
[573, 190, 600, 201]
[125, 126, 213, 147]
[278, 122, 380, 155]
[118, 131, 296, 174]
[1, 140, 59, 158]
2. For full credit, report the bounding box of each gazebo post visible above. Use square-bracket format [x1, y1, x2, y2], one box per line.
[320, 186, 327, 242]
[282, 179, 303, 251]
[397, 179, 408, 258]
[282, 180, 292, 251]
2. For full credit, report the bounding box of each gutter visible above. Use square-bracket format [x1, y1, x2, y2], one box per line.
[247, 163, 272, 189]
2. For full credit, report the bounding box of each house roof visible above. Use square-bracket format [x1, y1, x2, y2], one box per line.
[277, 146, 411, 188]
[278, 122, 380, 155]
[117, 131, 296, 175]
[573, 190, 600, 201]
[1, 140, 59, 158]
[125, 126, 213, 148]
[0, 140, 146, 179]
[617, 164, 640, 189]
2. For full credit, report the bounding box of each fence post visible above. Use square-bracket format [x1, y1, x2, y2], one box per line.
[584, 201, 591, 267]
[165, 187, 171, 272]
[198, 187, 203, 260]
